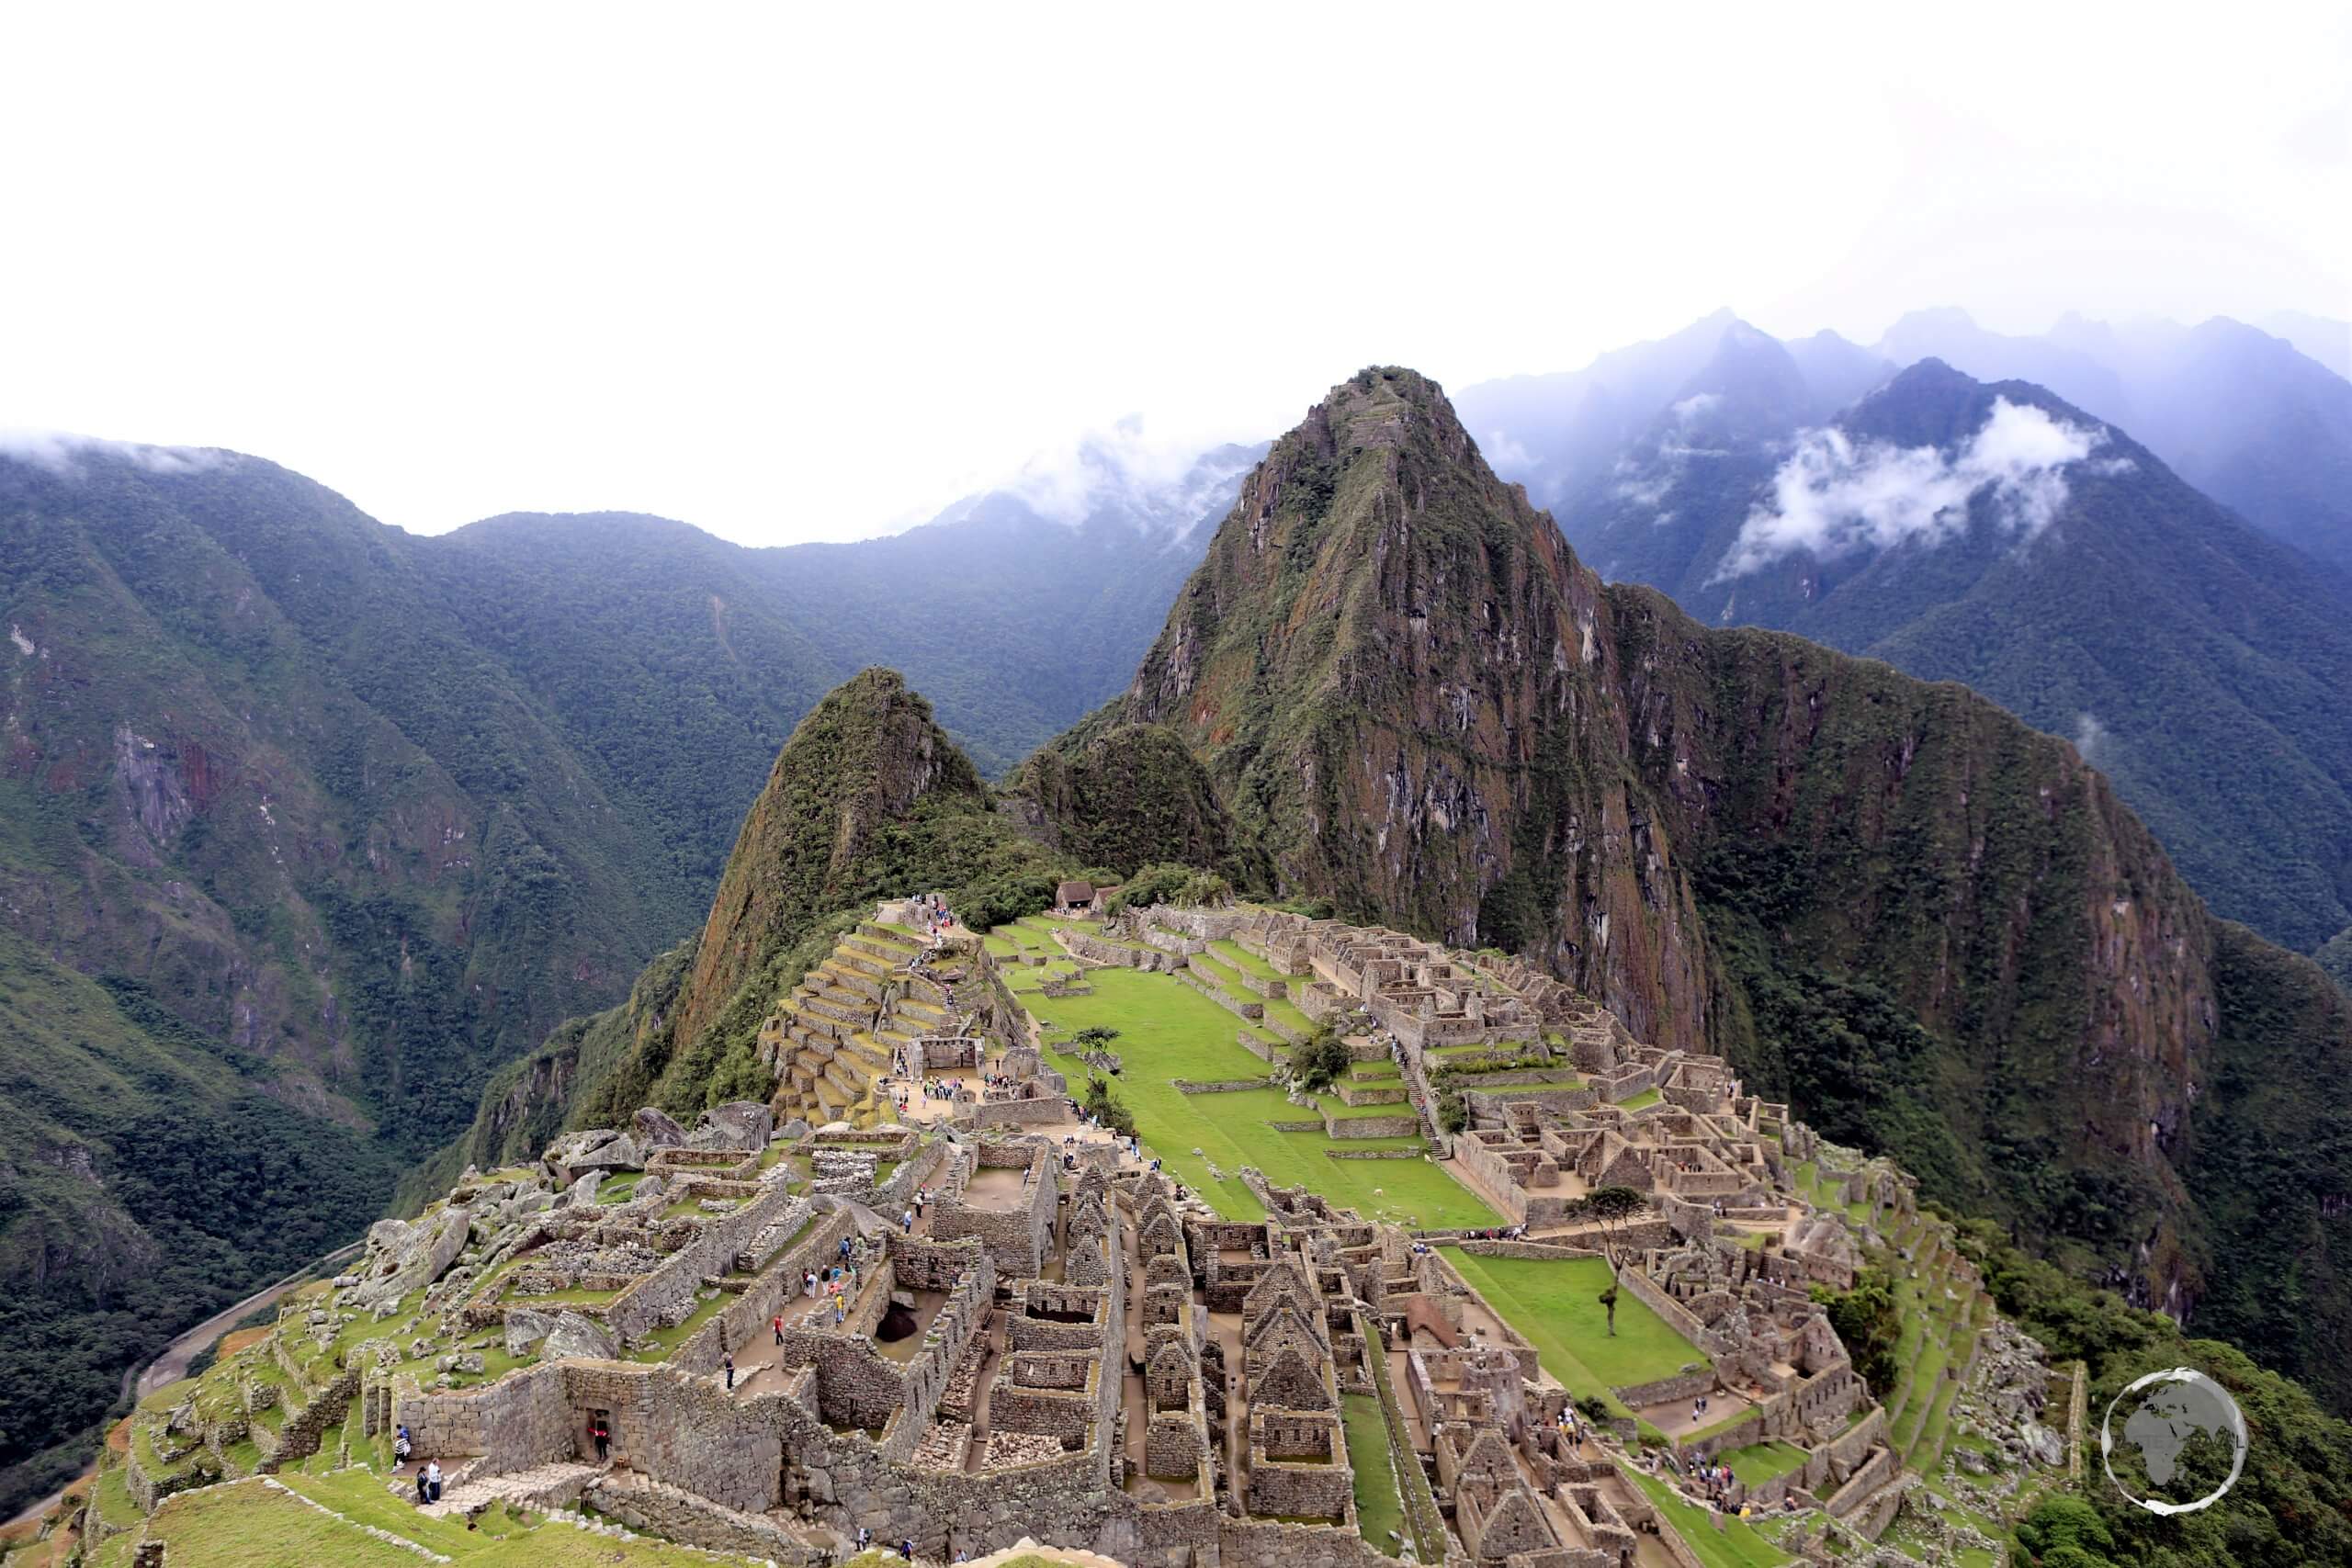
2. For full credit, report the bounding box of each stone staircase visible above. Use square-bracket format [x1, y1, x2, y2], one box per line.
[760, 922, 931, 1128]
[405, 1460, 605, 1518]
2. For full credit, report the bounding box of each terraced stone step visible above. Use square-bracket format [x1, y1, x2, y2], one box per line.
[419, 1461, 605, 1518]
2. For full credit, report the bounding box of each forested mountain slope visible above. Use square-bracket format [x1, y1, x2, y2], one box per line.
[0, 446, 703, 1511]
[1463, 317, 2352, 953]
[1565, 355, 2352, 952]
[1024, 366, 2352, 1416]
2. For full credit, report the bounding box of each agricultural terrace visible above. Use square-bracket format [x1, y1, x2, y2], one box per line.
[992, 918, 1496, 1229]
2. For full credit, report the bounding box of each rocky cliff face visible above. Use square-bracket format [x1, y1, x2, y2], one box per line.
[1035, 366, 2352, 1411]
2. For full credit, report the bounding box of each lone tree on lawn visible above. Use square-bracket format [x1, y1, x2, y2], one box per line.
[1567, 1186, 1649, 1336]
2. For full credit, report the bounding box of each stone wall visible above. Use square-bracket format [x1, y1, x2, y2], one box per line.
[670, 1206, 854, 1375]
[583, 1475, 820, 1562]
[1614, 1261, 1714, 1350]
[932, 1146, 1055, 1277]
[1321, 1110, 1421, 1140]
[393, 1354, 575, 1467]
[1171, 965, 1264, 1021]
[1218, 1517, 1395, 1568]
[607, 1179, 805, 1342]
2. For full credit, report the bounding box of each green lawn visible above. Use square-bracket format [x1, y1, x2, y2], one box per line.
[1621, 1468, 1796, 1568]
[1014, 967, 1494, 1228]
[1441, 1250, 1702, 1393]
[1341, 1393, 1405, 1555]
[1617, 1088, 1661, 1111]
[273, 1470, 763, 1564]
[1209, 938, 1293, 984]
[1720, 1439, 1809, 1486]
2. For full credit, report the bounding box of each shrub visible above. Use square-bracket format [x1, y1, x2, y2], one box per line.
[1107, 863, 1231, 915]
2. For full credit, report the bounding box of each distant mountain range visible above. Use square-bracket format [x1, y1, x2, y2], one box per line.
[1458, 310, 2352, 953]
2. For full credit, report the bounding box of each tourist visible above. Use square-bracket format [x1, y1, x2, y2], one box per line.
[724, 1353, 735, 1391]
[899, 1540, 914, 1561]
[425, 1460, 443, 1503]
[773, 1312, 786, 1345]
[592, 1417, 610, 1461]
[902, 1208, 916, 1233]
[393, 1425, 411, 1464]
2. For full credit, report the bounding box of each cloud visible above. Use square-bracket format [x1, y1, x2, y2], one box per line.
[2073, 711, 2112, 767]
[999, 414, 1249, 536]
[1670, 391, 1722, 424]
[1713, 397, 2104, 579]
[1482, 430, 1539, 473]
[0, 428, 228, 479]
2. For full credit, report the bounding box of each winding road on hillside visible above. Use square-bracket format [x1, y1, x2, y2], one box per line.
[4, 1239, 367, 1531]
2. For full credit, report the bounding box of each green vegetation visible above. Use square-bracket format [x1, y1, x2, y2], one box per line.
[1619, 1467, 1794, 1568]
[1811, 1268, 1901, 1397]
[1340, 1393, 1405, 1555]
[1286, 1025, 1351, 1093]
[92, 1468, 764, 1568]
[1105, 862, 1234, 915]
[1081, 1076, 1137, 1139]
[1957, 1220, 2352, 1567]
[1010, 964, 1490, 1226]
[1717, 1439, 1808, 1488]
[0, 924, 395, 1518]
[1441, 1250, 1702, 1394]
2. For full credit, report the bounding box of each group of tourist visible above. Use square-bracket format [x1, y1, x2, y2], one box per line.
[912, 891, 955, 940]
[395, 1425, 445, 1505]
[801, 1260, 859, 1325]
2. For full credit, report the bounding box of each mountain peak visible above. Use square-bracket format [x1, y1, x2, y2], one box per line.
[1094, 367, 1673, 964]
[668, 667, 986, 1055]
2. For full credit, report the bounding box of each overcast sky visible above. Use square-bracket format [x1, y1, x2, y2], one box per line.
[4, 3, 2346, 547]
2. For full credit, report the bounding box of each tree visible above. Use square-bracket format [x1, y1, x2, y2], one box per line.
[1071, 1026, 1122, 1059]
[2015, 1496, 2117, 1566]
[1565, 1186, 1648, 1336]
[1082, 1075, 1136, 1139]
[1287, 1025, 1351, 1093]
[1810, 1269, 1901, 1396]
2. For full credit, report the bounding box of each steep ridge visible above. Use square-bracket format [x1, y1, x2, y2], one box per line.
[1883, 308, 2352, 574]
[1027, 367, 2352, 1412]
[452, 669, 1068, 1159]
